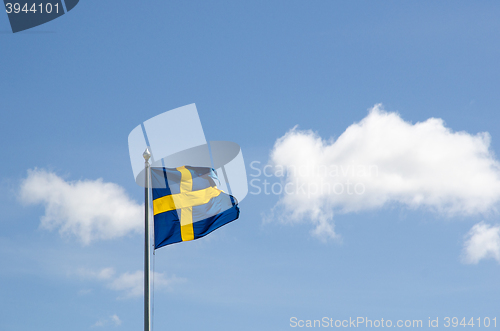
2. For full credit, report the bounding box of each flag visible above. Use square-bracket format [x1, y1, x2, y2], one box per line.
[151, 166, 240, 249]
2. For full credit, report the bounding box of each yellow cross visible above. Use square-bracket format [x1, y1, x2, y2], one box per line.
[153, 166, 222, 242]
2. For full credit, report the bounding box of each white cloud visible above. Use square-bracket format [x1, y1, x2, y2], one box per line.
[110, 315, 122, 326]
[76, 267, 186, 299]
[92, 320, 104, 328]
[20, 169, 143, 244]
[108, 270, 144, 298]
[75, 267, 115, 280]
[267, 104, 500, 239]
[92, 314, 122, 328]
[462, 222, 500, 264]
[109, 270, 186, 298]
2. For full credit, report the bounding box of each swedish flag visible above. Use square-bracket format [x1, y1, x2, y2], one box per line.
[152, 166, 240, 249]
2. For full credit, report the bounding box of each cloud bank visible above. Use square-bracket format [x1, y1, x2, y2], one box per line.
[20, 169, 143, 244]
[462, 222, 500, 264]
[268, 104, 500, 239]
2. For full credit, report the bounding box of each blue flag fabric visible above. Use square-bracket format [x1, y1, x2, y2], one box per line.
[151, 166, 239, 249]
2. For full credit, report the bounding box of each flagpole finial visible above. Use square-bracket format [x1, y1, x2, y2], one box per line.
[143, 148, 151, 162]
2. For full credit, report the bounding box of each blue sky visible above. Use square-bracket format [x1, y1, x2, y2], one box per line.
[2, 1, 500, 330]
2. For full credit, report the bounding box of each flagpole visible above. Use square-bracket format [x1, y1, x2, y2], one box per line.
[143, 148, 152, 331]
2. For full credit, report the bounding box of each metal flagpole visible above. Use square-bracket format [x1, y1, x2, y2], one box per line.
[143, 148, 152, 331]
